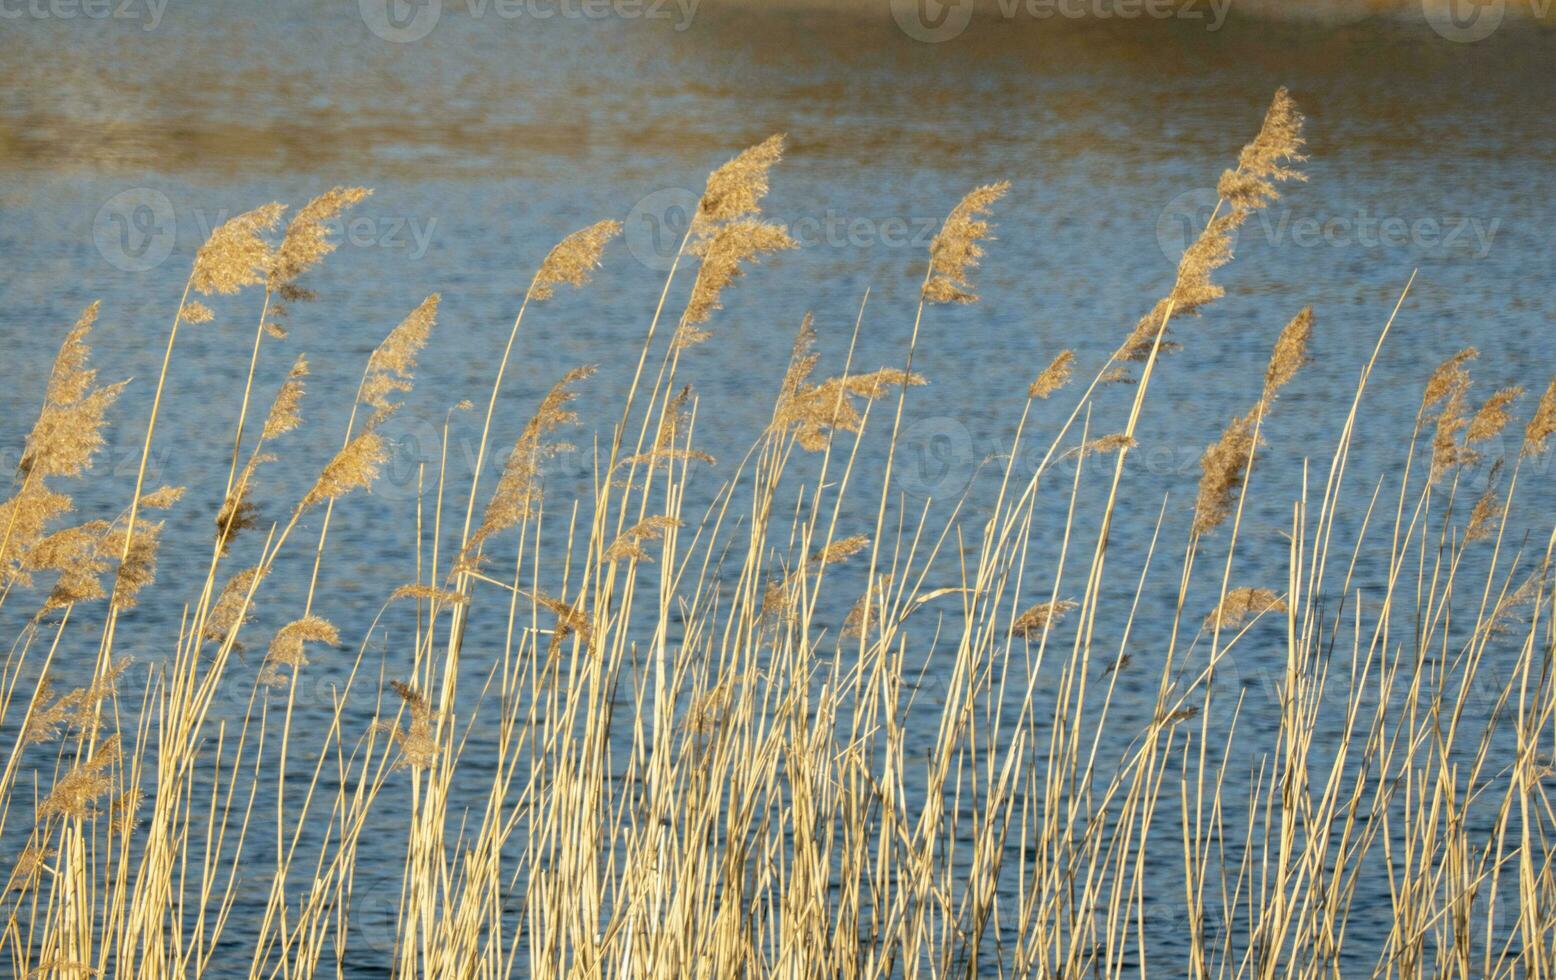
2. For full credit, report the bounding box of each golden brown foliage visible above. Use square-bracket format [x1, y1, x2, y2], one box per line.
[303, 430, 388, 510]
[261, 615, 340, 684]
[773, 317, 926, 451]
[41, 735, 120, 820]
[1523, 376, 1556, 457]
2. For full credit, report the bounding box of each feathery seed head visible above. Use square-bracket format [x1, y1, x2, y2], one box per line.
[361, 294, 439, 419]
[697, 134, 785, 227]
[303, 429, 388, 509]
[269, 187, 371, 299]
[923, 181, 1010, 305]
[1029, 351, 1075, 400]
[677, 219, 796, 347]
[261, 354, 310, 441]
[191, 203, 285, 296]
[1206, 587, 1288, 630]
[1262, 306, 1314, 403]
[1011, 599, 1078, 638]
[1523, 376, 1556, 457]
[532, 220, 622, 300]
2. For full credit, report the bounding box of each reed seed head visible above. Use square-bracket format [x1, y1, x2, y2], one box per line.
[604, 515, 683, 563]
[1466, 386, 1523, 445]
[41, 734, 120, 821]
[261, 615, 340, 683]
[1011, 599, 1078, 638]
[261, 354, 309, 441]
[21, 304, 126, 481]
[1029, 351, 1075, 400]
[192, 203, 285, 296]
[303, 430, 388, 509]
[1262, 306, 1314, 403]
[465, 366, 595, 560]
[532, 220, 622, 301]
[1194, 408, 1260, 536]
[391, 584, 470, 606]
[361, 294, 440, 420]
[1216, 87, 1307, 211]
[1205, 587, 1287, 630]
[269, 187, 371, 300]
[1523, 376, 1556, 457]
[678, 219, 796, 347]
[923, 182, 1010, 305]
[698, 134, 785, 227]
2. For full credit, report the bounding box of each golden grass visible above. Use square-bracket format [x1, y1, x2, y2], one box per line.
[2, 89, 1556, 978]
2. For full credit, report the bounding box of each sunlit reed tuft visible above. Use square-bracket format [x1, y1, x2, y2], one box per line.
[1029, 350, 1075, 399]
[1205, 587, 1288, 629]
[532, 219, 622, 300]
[923, 182, 1010, 305]
[191, 203, 285, 296]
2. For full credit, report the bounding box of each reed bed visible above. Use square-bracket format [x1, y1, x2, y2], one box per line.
[2, 89, 1555, 978]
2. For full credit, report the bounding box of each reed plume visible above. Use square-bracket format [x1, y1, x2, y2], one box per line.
[676, 135, 794, 348]
[1466, 386, 1523, 444]
[219, 354, 309, 549]
[302, 429, 389, 510]
[604, 515, 683, 563]
[1029, 350, 1075, 399]
[773, 316, 926, 451]
[922, 182, 1010, 305]
[678, 220, 796, 348]
[697, 134, 784, 227]
[532, 219, 622, 300]
[40, 734, 120, 820]
[1466, 464, 1502, 542]
[19, 303, 126, 481]
[203, 565, 266, 645]
[1426, 349, 1478, 482]
[379, 681, 438, 769]
[1120, 89, 1305, 364]
[391, 584, 470, 605]
[1523, 376, 1556, 456]
[1194, 308, 1315, 534]
[268, 186, 372, 302]
[463, 366, 595, 561]
[360, 294, 440, 421]
[1205, 587, 1287, 629]
[1011, 598, 1078, 637]
[191, 203, 285, 296]
[260, 615, 340, 684]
